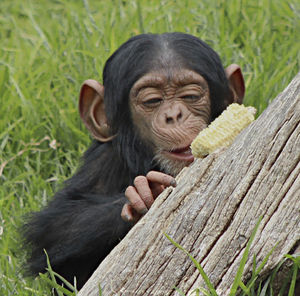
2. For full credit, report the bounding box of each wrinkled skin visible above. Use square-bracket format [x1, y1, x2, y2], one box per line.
[122, 69, 211, 222]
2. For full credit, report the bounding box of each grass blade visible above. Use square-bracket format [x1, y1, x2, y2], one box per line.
[164, 233, 218, 296]
[229, 216, 262, 295]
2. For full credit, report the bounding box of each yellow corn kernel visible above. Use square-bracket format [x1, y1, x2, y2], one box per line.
[191, 103, 256, 158]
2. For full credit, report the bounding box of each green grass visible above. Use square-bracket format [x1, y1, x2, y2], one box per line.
[166, 217, 299, 296]
[0, 0, 299, 295]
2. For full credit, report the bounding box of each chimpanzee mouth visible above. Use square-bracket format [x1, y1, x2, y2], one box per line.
[164, 145, 194, 162]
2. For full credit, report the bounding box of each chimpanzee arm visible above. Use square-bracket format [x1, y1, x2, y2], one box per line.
[23, 192, 132, 288]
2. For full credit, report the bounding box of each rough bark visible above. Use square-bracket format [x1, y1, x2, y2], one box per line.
[79, 73, 300, 296]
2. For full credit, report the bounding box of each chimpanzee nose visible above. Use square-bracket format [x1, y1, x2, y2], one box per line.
[165, 105, 184, 125]
[166, 111, 182, 124]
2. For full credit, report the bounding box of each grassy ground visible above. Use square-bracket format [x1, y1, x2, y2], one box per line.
[0, 0, 299, 295]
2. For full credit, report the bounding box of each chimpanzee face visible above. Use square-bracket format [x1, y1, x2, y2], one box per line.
[79, 33, 245, 176]
[129, 68, 211, 175]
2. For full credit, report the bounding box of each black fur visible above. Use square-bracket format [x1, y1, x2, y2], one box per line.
[23, 32, 232, 289]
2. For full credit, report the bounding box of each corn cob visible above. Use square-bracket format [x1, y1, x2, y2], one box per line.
[191, 103, 256, 158]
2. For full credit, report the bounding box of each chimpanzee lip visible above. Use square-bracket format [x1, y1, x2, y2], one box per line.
[163, 145, 194, 162]
[171, 146, 191, 153]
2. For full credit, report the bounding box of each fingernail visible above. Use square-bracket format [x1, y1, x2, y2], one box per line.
[170, 179, 177, 187]
[124, 214, 131, 222]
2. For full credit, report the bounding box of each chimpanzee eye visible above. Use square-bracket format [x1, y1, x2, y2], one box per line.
[181, 95, 201, 100]
[142, 98, 163, 107]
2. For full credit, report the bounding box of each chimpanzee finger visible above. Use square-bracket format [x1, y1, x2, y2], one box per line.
[150, 183, 165, 199]
[121, 203, 141, 223]
[125, 185, 148, 215]
[133, 176, 154, 209]
[146, 171, 177, 187]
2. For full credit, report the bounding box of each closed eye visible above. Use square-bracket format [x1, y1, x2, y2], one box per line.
[142, 98, 163, 107]
[181, 95, 201, 100]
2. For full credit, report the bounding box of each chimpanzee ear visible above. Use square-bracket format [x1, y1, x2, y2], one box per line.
[225, 64, 245, 104]
[79, 79, 115, 142]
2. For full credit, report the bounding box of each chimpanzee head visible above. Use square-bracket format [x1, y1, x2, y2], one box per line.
[79, 33, 245, 176]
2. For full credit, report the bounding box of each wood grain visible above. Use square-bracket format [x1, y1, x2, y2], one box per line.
[78, 73, 300, 296]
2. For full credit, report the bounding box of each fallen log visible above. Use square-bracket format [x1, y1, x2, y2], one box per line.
[78, 73, 300, 296]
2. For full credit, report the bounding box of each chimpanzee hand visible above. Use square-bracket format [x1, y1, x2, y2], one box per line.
[121, 171, 176, 223]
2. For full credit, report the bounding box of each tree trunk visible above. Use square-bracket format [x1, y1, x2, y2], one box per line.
[79, 73, 300, 296]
